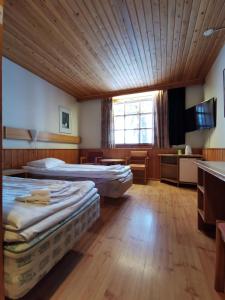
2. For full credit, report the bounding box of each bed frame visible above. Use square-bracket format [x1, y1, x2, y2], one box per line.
[4, 197, 100, 299]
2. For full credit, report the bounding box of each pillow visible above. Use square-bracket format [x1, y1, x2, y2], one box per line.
[27, 158, 65, 169]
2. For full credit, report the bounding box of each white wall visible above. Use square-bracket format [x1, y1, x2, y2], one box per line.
[203, 44, 225, 148]
[78, 85, 205, 149]
[185, 85, 204, 148]
[3, 58, 79, 149]
[79, 99, 101, 148]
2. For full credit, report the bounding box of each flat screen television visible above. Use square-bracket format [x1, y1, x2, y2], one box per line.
[185, 98, 216, 132]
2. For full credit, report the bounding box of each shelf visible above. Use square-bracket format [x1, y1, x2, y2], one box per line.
[197, 165, 225, 231]
[197, 184, 205, 194]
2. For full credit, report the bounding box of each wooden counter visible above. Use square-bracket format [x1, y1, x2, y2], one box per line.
[159, 154, 203, 186]
[197, 161, 225, 231]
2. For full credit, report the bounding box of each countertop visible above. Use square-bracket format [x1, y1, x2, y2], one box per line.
[197, 161, 225, 182]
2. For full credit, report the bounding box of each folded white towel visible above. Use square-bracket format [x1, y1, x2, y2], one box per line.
[16, 195, 51, 205]
[31, 190, 50, 196]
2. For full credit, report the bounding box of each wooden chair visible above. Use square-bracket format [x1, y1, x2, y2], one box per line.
[80, 151, 103, 164]
[215, 220, 225, 292]
[127, 151, 149, 184]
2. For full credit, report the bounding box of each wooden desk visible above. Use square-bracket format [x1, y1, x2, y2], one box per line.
[159, 154, 203, 186]
[3, 169, 28, 177]
[197, 161, 225, 231]
[100, 158, 126, 165]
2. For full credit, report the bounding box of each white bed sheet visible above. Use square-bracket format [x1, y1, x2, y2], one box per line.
[3, 176, 96, 236]
[23, 163, 131, 180]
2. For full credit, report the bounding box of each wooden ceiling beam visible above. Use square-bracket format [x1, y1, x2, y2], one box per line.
[77, 78, 204, 101]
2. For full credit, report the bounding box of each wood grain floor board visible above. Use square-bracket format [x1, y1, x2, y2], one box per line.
[19, 182, 225, 300]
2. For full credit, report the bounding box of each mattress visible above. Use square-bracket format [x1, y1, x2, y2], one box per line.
[24, 163, 132, 180]
[3, 176, 100, 298]
[4, 195, 100, 299]
[24, 163, 133, 198]
[97, 171, 133, 198]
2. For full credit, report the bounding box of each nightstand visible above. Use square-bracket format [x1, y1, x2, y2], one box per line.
[3, 169, 28, 178]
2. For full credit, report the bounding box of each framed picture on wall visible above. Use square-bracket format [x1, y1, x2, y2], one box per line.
[59, 106, 72, 134]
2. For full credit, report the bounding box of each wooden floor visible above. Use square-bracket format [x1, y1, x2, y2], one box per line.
[21, 182, 225, 300]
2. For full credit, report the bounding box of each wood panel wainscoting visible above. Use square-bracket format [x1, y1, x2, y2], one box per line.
[80, 148, 202, 180]
[203, 148, 225, 161]
[3, 149, 79, 170]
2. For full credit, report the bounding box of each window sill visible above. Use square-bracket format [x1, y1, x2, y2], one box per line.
[115, 144, 154, 149]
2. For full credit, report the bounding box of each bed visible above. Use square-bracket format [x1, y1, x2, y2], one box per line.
[3, 176, 100, 299]
[23, 158, 133, 198]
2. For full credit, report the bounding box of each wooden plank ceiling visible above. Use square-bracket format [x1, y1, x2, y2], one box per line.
[3, 0, 225, 100]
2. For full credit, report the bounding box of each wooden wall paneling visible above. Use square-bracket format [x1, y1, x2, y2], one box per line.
[12, 149, 19, 169]
[100, 1, 140, 86]
[182, 0, 209, 81]
[122, 0, 149, 85]
[7, 147, 218, 179]
[203, 149, 225, 161]
[187, 2, 225, 81]
[3, 149, 11, 170]
[176, 0, 200, 80]
[82, 1, 133, 89]
[80, 148, 203, 180]
[5, 1, 102, 95]
[3, 1, 225, 100]
[0, 1, 4, 298]
[2, 149, 80, 170]
[173, 0, 192, 81]
[28, 149, 36, 164]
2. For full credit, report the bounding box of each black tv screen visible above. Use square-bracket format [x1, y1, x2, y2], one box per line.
[185, 98, 216, 132]
[196, 98, 216, 129]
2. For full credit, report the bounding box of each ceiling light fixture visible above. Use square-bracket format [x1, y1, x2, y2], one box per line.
[203, 27, 225, 37]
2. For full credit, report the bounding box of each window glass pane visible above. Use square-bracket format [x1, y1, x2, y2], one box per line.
[113, 103, 124, 116]
[114, 116, 124, 130]
[125, 130, 139, 144]
[140, 129, 153, 144]
[125, 115, 139, 129]
[140, 100, 153, 113]
[113, 95, 155, 145]
[115, 130, 124, 144]
[125, 102, 139, 114]
[140, 114, 153, 128]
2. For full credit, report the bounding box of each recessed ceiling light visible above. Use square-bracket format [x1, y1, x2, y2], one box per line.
[203, 27, 225, 37]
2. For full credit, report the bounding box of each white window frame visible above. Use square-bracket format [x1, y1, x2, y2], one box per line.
[113, 94, 155, 145]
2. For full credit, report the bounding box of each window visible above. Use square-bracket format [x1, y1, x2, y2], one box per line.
[113, 92, 156, 145]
